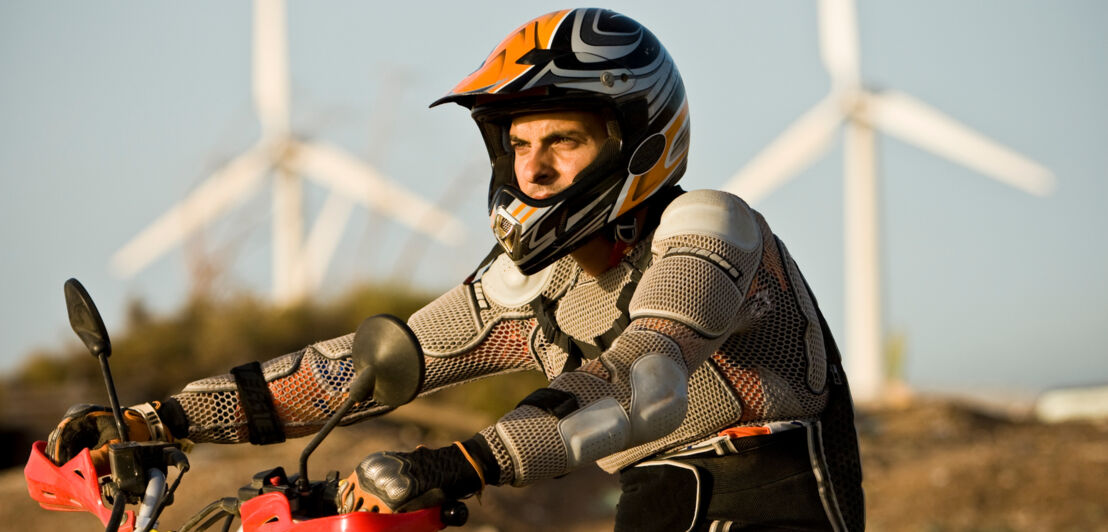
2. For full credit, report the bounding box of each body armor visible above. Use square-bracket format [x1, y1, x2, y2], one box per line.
[171, 189, 863, 529]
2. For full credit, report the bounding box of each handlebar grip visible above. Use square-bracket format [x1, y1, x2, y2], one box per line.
[440, 500, 468, 527]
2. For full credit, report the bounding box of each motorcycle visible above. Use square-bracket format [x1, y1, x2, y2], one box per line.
[24, 279, 468, 532]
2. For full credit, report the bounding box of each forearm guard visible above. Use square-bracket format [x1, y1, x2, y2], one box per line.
[173, 334, 383, 443]
[174, 278, 548, 444]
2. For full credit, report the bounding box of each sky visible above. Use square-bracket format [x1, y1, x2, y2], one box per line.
[1, 1, 1105, 399]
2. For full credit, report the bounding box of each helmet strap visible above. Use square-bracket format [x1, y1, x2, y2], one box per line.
[607, 239, 631, 270]
[613, 218, 638, 244]
[605, 207, 646, 269]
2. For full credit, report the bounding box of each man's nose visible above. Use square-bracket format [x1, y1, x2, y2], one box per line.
[518, 147, 553, 183]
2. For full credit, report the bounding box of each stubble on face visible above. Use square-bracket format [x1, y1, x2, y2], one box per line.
[509, 111, 608, 200]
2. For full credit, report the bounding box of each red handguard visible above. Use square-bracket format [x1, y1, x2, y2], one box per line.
[239, 492, 445, 532]
[27, 439, 451, 532]
[25, 440, 136, 532]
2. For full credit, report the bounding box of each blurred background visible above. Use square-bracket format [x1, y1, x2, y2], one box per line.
[1, 1, 1105, 530]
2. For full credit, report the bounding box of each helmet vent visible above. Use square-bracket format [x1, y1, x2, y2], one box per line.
[492, 207, 522, 254]
[628, 133, 666, 175]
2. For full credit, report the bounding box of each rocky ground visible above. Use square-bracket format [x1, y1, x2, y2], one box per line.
[858, 398, 1108, 531]
[2, 396, 1106, 531]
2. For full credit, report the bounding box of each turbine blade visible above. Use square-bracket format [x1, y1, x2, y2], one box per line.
[111, 145, 272, 276]
[861, 90, 1056, 196]
[722, 94, 843, 204]
[818, 0, 861, 88]
[271, 164, 305, 303]
[289, 141, 466, 244]
[253, 0, 290, 137]
[303, 193, 356, 290]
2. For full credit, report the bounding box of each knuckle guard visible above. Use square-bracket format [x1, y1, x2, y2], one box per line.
[359, 452, 414, 504]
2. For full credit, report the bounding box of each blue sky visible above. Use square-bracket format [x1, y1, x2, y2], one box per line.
[1, 1, 1105, 397]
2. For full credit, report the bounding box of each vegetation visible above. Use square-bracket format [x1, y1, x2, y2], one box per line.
[5, 284, 545, 424]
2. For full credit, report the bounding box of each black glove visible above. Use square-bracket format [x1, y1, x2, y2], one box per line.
[46, 399, 189, 470]
[338, 436, 500, 513]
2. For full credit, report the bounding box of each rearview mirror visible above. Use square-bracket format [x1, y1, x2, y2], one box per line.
[349, 314, 424, 408]
[296, 314, 426, 491]
[64, 278, 111, 358]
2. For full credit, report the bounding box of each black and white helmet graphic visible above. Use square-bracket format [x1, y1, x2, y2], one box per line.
[433, 8, 690, 274]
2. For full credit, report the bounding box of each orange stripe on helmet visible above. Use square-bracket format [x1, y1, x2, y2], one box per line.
[448, 9, 572, 97]
[613, 101, 691, 218]
[517, 206, 539, 224]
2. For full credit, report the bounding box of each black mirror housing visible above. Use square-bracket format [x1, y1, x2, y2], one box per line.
[64, 278, 111, 358]
[350, 314, 425, 408]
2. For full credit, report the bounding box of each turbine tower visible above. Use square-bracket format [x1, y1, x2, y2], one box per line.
[723, 0, 1055, 402]
[111, 0, 465, 303]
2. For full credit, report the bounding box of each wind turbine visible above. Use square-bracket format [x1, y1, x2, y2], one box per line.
[723, 0, 1056, 402]
[111, 0, 465, 304]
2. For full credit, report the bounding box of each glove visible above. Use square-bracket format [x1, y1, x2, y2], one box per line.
[46, 400, 186, 473]
[337, 437, 499, 513]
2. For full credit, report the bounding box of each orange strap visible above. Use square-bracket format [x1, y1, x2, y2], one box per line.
[718, 426, 771, 439]
[454, 441, 486, 498]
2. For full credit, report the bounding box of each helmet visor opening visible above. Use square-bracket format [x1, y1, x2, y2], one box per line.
[477, 102, 623, 207]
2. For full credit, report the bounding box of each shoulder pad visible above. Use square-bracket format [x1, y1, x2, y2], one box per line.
[653, 189, 760, 252]
[480, 253, 557, 308]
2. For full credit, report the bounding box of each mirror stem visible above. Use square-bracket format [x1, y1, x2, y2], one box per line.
[296, 363, 377, 493]
[99, 354, 130, 442]
[296, 396, 357, 493]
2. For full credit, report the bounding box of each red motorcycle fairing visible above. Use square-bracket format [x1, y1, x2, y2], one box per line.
[25, 440, 136, 532]
[26, 439, 447, 532]
[239, 492, 444, 532]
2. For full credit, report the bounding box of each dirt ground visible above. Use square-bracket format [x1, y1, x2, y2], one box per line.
[858, 398, 1108, 531]
[2, 396, 1106, 531]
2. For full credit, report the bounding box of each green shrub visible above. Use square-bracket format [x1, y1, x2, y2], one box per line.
[5, 284, 546, 419]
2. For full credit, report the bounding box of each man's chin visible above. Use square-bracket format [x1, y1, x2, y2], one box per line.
[520, 188, 553, 200]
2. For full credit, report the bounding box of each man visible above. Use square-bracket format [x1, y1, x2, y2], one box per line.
[48, 8, 864, 531]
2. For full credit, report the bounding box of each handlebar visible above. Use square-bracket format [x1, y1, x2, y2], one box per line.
[25, 440, 468, 532]
[32, 282, 459, 531]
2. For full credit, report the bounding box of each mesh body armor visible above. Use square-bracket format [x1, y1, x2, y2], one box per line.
[171, 189, 862, 528]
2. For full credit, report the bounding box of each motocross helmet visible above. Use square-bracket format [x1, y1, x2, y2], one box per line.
[432, 8, 690, 275]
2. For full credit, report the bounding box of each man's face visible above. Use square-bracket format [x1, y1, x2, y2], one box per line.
[509, 110, 608, 200]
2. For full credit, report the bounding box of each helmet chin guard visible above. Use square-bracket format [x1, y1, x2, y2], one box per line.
[433, 8, 691, 274]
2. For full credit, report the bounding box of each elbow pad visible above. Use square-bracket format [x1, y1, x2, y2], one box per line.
[557, 352, 688, 469]
[490, 329, 689, 484]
